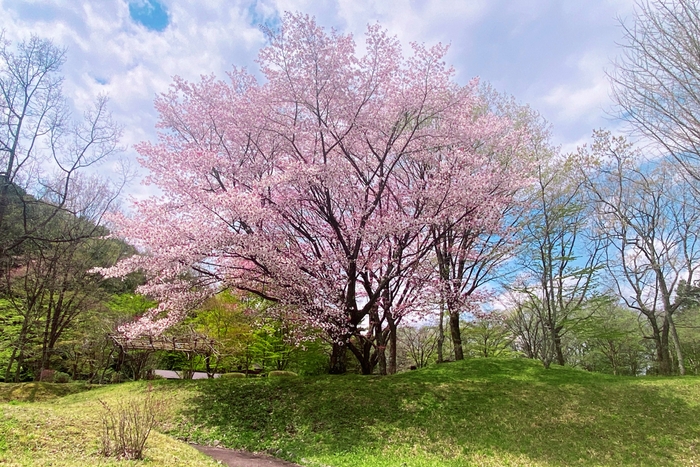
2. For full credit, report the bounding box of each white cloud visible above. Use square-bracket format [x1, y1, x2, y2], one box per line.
[542, 51, 610, 125]
[0, 0, 638, 201]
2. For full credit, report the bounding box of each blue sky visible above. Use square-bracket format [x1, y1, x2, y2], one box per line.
[128, 0, 169, 32]
[0, 0, 635, 200]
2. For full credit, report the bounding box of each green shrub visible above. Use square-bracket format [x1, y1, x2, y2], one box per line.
[268, 370, 297, 378]
[53, 371, 71, 384]
[220, 372, 246, 379]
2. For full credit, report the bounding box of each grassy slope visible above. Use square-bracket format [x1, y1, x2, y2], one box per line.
[175, 359, 700, 467]
[1, 359, 699, 466]
[0, 382, 218, 467]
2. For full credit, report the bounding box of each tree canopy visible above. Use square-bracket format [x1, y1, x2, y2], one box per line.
[99, 13, 534, 373]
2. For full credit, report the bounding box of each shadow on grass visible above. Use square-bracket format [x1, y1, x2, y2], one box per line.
[0, 382, 91, 403]
[174, 359, 700, 466]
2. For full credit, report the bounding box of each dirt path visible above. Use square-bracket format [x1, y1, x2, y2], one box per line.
[192, 445, 304, 467]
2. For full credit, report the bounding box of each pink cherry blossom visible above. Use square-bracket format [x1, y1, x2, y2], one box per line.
[99, 13, 532, 359]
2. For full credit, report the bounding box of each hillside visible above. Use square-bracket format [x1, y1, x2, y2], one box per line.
[2, 359, 700, 466]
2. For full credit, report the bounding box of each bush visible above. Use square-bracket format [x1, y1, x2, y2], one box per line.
[268, 370, 298, 378]
[220, 372, 246, 379]
[53, 371, 71, 383]
[98, 385, 165, 460]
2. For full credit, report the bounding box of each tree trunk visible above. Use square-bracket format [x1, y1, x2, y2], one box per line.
[554, 330, 566, 366]
[540, 320, 554, 369]
[347, 338, 376, 375]
[376, 334, 387, 376]
[10, 321, 33, 382]
[659, 319, 672, 375]
[667, 314, 685, 375]
[387, 320, 397, 375]
[373, 307, 387, 375]
[657, 346, 671, 375]
[377, 347, 387, 375]
[115, 346, 125, 378]
[329, 342, 347, 374]
[449, 311, 464, 361]
[654, 329, 671, 375]
[98, 346, 116, 384]
[38, 298, 54, 379]
[437, 299, 445, 363]
[44, 291, 74, 375]
[0, 164, 14, 239]
[4, 347, 17, 382]
[4, 304, 28, 381]
[13, 348, 25, 382]
[205, 355, 214, 378]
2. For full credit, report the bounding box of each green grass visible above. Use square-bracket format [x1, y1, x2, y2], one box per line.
[0, 382, 218, 466]
[173, 359, 700, 466]
[1, 359, 700, 466]
[0, 382, 93, 403]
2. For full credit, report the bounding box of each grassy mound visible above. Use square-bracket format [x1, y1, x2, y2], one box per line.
[175, 358, 700, 466]
[1, 359, 699, 466]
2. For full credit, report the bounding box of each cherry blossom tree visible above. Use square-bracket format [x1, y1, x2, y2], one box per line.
[100, 13, 532, 373]
[433, 87, 544, 362]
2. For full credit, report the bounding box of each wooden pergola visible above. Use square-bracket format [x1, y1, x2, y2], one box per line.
[110, 332, 219, 380]
[110, 333, 216, 355]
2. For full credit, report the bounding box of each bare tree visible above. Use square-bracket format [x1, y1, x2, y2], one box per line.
[397, 325, 438, 369]
[0, 34, 126, 381]
[581, 131, 700, 375]
[610, 0, 700, 180]
[505, 297, 545, 359]
[510, 153, 605, 368]
[2, 175, 131, 382]
[432, 219, 517, 361]
[0, 33, 122, 259]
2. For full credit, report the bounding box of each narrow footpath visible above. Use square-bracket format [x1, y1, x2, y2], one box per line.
[193, 445, 303, 467]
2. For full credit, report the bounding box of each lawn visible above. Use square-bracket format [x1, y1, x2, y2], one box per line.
[2, 359, 699, 466]
[0, 381, 218, 466]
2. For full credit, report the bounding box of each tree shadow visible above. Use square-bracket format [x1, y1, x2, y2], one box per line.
[0, 382, 89, 403]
